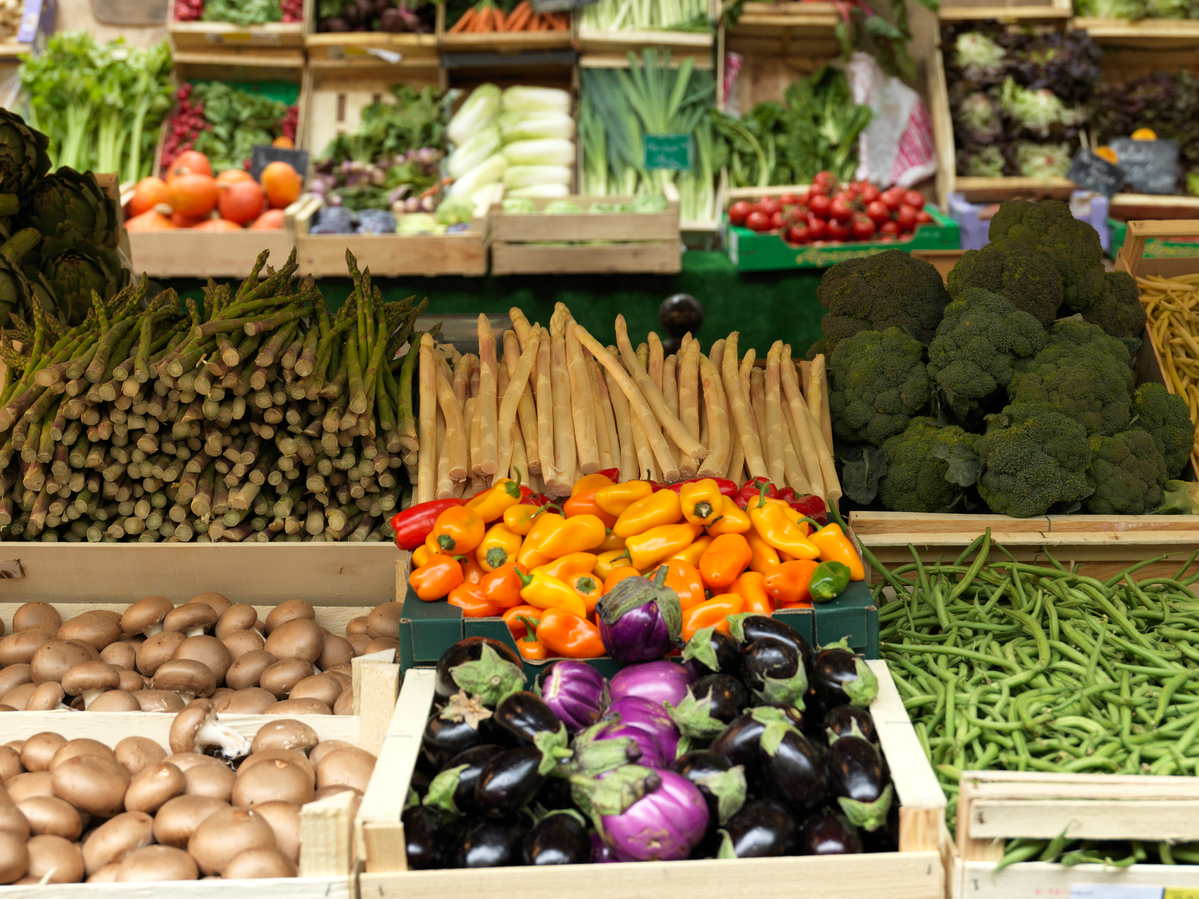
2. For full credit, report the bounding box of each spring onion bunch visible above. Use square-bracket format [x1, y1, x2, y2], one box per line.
[580, 0, 710, 32]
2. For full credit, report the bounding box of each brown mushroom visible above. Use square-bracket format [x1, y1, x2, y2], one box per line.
[0, 627, 57, 667]
[264, 600, 315, 635]
[190, 593, 232, 617]
[222, 628, 267, 660]
[13, 603, 62, 632]
[58, 611, 122, 651]
[131, 689, 186, 714]
[251, 800, 301, 863]
[152, 795, 229, 849]
[318, 634, 355, 670]
[81, 810, 154, 875]
[290, 673, 344, 708]
[117, 669, 146, 693]
[309, 740, 357, 768]
[172, 635, 233, 684]
[161, 753, 218, 773]
[252, 720, 320, 755]
[99, 641, 138, 671]
[232, 759, 314, 807]
[49, 739, 118, 772]
[364, 637, 400, 655]
[366, 603, 403, 640]
[264, 618, 324, 665]
[316, 746, 377, 793]
[19, 733, 66, 773]
[29, 640, 94, 685]
[0, 829, 26, 884]
[120, 596, 173, 638]
[114, 736, 167, 777]
[24, 682, 66, 711]
[239, 750, 315, 784]
[0, 746, 22, 783]
[87, 690, 141, 712]
[345, 616, 370, 636]
[135, 630, 186, 677]
[24, 834, 84, 883]
[152, 659, 216, 701]
[115, 844, 199, 882]
[0, 683, 34, 710]
[215, 688, 278, 715]
[215, 604, 259, 640]
[87, 863, 121, 883]
[124, 763, 186, 814]
[268, 698, 332, 716]
[62, 661, 121, 709]
[6, 772, 53, 803]
[223, 846, 297, 879]
[182, 761, 235, 802]
[163, 603, 218, 637]
[313, 784, 361, 802]
[0, 705, 14, 712]
[259, 658, 313, 699]
[15, 796, 81, 840]
[333, 689, 355, 716]
[0, 664, 31, 698]
[226, 649, 278, 690]
[51, 753, 130, 818]
[168, 699, 251, 759]
[210, 687, 235, 706]
[188, 806, 277, 875]
[0, 802, 28, 840]
[346, 633, 372, 657]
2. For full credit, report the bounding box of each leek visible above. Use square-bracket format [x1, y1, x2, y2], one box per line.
[580, 0, 711, 32]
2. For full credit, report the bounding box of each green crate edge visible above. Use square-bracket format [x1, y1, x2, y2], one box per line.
[724, 205, 960, 272]
[397, 579, 878, 681]
[1108, 219, 1199, 260]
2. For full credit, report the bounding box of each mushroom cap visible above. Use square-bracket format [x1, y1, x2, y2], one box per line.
[169, 699, 225, 754]
[223, 846, 297, 879]
[313, 784, 361, 802]
[365, 603, 402, 641]
[364, 637, 400, 655]
[188, 806, 277, 875]
[0, 801, 29, 840]
[163, 603, 219, 635]
[309, 740, 357, 769]
[210, 687, 235, 705]
[232, 759, 314, 808]
[117, 669, 146, 693]
[51, 753, 130, 818]
[264, 600, 315, 635]
[19, 732, 66, 772]
[264, 618, 324, 665]
[221, 628, 266, 660]
[172, 635, 233, 684]
[0, 746, 22, 783]
[0, 664, 32, 698]
[0, 683, 34, 711]
[81, 810, 155, 876]
[152, 795, 229, 849]
[215, 688, 277, 715]
[13, 602, 62, 633]
[182, 761, 234, 802]
[24, 834, 84, 883]
[131, 689, 186, 714]
[215, 605, 259, 640]
[24, 681, 65, 711]
[115, 844, 199, 882]
[50, 738, 118, 772]
[318, 634, 354, 671]
[125, 762, 186, 814]
[240, 749, 315, 784]
[189, 593, 233, 617]
[346, 616, 369, 636]
[136, 631, 186, 677]
[259, 658, 314, 699]
[6, 772, 52, 803]
[333, 689, 355, 716]
[251, 801, 301, 863]
[15, 796, 80, 840]
[226, 649, 278, 690]
[346, 633, 371, 657]
[58, 611, 122, 651]
[87, 863, 121, 883]
[268, 698, 332, 716]
[153, 659, 216, 698]
[0, 828, 27, 884]
[99, 641, 138, 670]
[316, 746, 377, 793]
[290, 673, 344, 709]
[0, 628, 56, 667]
[30, 640, 95, 684]
[114, 736, 167, 777]
[62, 660, 121, 698]
[161, 753, 219, 773]
[252, 719, 320, 755]
[120, 596, 173, 636]
[87, 690, 141, 712]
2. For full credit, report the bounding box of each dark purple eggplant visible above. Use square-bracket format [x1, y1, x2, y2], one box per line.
[682, 627, 743, 679]
[422, 711, 485, 769]
[741, 637, 808, 706]
[825, 735, 893, 832]
[402, 806, 451, 869]
[495, 691, 564, 744]
[320, 16, 350, 30]
[458, 817, 528, 867]
[427, 744, 504, 817]
[590, 831, 617, 863]
[809, 644, 879, 713]
[861, 803, 900, 852]
[800, 811, 862, 855]
[825, 705, 877, 744]
[761, 727, 826, 815]
[729, 614, 812, 672]
[721, 799, 799, 858]
[672, 751, 747, 827]
[709, 707, 797, 784]
[522, 812, 591, 865]
[535, 775, 575, 811]
[435, 637, 524, 702]
[475, 745, 546, 817]
[667, 674, 749, 743]
[409, 766, 432, 800]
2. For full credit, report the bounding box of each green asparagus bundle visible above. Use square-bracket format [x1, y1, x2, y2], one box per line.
[0, 248, 427, 543]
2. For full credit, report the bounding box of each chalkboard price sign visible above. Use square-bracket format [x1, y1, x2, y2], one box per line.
[644, 134, 693, 172]
[1066, 148, 1125, 199]
[1109, 137, 1178, 195]
[249, 145, 310, 185]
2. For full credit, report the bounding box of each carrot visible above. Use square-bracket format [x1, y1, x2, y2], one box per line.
[507, 0, 532, 30]
[549, 12, 568, 28]
[528, 12, 542, 28]
[473, 5, 491, 30]
[493, 6, 507, 29]
[449, 7, 474, 32]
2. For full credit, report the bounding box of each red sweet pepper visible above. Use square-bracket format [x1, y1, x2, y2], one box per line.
[776, 489, 828, 527]
[665, 477, 738, 498]
[733, 477, 777, 509]
[597, 468, 620, 482]
[389, 499, 467, 551]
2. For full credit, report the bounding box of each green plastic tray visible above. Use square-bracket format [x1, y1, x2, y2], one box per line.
[1109, 219, 1199, 260]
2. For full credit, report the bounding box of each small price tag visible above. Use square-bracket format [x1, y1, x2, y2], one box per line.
[18, 0, 55, 46]
[1070, 886, 1163, 899]
[1109, 137, 1178, 195]
[250, 145, 310, 183]
[205, 30, 281, 44]
[1165, 890, 1199, 899]
[1066, 148, 1125, 199]
[644, 134, 693, 172]
[531, 0, 598, 10]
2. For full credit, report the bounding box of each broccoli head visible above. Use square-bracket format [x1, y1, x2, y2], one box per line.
[1154, 480, 1199, 515]
[1081, 270, 1148, 340]
[879, 418, 978, 513]
[817, 250, 952, 355]
[947, 242, 1063, 328]
[987, 199, 1106, 313]
[976, 402, 1092, 517]
[828, 327, 932, 447]
[1008, 319, 1135, 436]
[927, 288, 1050, 420]
[1132, 382, 1195, 479]
[1084, 429, 1166, 514]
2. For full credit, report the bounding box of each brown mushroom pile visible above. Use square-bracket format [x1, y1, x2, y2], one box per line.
[0, 711, 377, 883]
[0, 595, 402, 714]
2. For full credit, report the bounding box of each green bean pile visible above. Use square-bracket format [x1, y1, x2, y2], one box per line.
[868, 532, 1199, 830]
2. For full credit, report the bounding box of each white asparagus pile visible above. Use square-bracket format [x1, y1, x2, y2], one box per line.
[411, 304, 841, 504]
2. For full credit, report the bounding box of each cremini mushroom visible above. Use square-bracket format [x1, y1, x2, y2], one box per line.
[136, 631, 186, 677]
[173, 635, 233, 684]
[215, 605, 258, 640]
[0, 683, 34, 710]
[210, 687, 235, 706]
[346, 633, 372, 656]
[188, 806, 277, 876]
[290, 673, 343, 708]
[316, 746, 377, 793]
[190, 593, 232, 617]
[223, 846, 297, 879]
[364, 637, 400, 655]
[0, 628, 56, 667]
[240, 749, 314, 783]
[268, 698, 332, 716]
[124, 763, 186, 814]
[115, 844, 199, 882]
[252, 720, 319, 755]
[345, 616, 369, 636]
[100, 641, 138, 670]
[225, 650, 277, 690]
[251, 800, 300, 864]
[0, 829, 26, 884]
[51, 753, 130, 818]
[120, 596, 173, 638]
[81, 810, 154, 876]
[6, 772, 53, 802]
[88, 690, 141, 712]
[49, 739, 118, 771]
[30, 640, 95, 685]
[24, 682, 66, 711]
[87, 863, 121, 883]
[221, 628, 266, 659]
[215, 688, 277, 715]
[61, 661, 121, 709]
[366, 602, 403, 641]
[114, 736, 168, 777]
[0, 746, 22, 782]
[264, 600, 315, 634]
[131, 689, 186, 714]
[23, 834, 84, 884]
[168, 699, 251, 759]
[264, 618, 324, 665]
[117, 668, 146, 692]
[15, 796, 81, 840]
[13, 603, 62, 633]
[0, 664, 31, 698]
[318, 634, 354, 670]
[163, 603, 218, 637]
[152, 795, 228, 849]
[309, 740, 357, 768]
[57, 611, 122, 651]
[19, 733, 66, 772]
[182, 760, 234, 802]
[152, 659, 216, 701]
[259, 658, 313, 699]
[334, 689, 355, 716]
[232, 759, 314, 807]
[0, 801, 29, 839]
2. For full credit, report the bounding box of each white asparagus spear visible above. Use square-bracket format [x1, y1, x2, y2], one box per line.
[416, 333, 437, 503]
[496, 328, 541, 479]
[604, 364, 638, 482]
[433, 357, 468, 482]
[476, 315, 499, 476]
[678, 339, 701, 443]
[535, 325, 557, 489]
[721, 333, 767, 480]
[506, 313, 541, 475]
[763, 342, 788, 489]
[697, 353, 730, 478]
[550, 310, 576, 492]
[781, 344, 825, 498]
[564, 312, 599, 475]
[434, 405, 452, 499]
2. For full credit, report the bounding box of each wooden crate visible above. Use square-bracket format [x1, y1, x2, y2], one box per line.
[956, 771, 1199, 899]
[171, 0, 305, 52]
[355, 661, 948, 897]
[1075, 16, 1199, 49]
[490, 187, 682, 275]
[724, 1, 841, 59]
[937, 0, 1071, 23]
[442, 2, 575, 54]
[305, 2, 441, 66]
[578, 0, 718, 66]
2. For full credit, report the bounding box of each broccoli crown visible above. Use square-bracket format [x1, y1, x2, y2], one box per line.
[1085, 429, 1166, 514]
[947, 243, 1063, 328]
[1132, 382, 1195, 479]
[1081, 270, 1148, 340]
[816, 250, 952, 354]
[879, 417, 977, 513]
[1154, 479, 1199, 515]
[975, 402, 1092, 517]
[1008, 319, 1135, 436]
[828, 327, 932, 447]
[927, 288, 1050, 419]
[986, 199, 1105, 313]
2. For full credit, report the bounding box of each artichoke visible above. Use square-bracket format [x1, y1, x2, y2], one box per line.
[22, 167, 120, 252]
[0, 108, 51, 217]
[0, 253, 37, 330]
[35, 243, 127, 327]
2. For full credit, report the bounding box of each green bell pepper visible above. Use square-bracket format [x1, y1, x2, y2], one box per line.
[809, 560, 850, 603]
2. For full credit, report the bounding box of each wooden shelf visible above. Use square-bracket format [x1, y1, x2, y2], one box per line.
[1075, 16, 1199, 47]
[305, 31, 440, 67]
[725, 2, 841, 56]
[169, 20, 305, 51]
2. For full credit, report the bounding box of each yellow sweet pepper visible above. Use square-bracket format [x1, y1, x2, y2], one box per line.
[705, 496, 752, 536]
[411, 544, 436, 568]
[598, 530, 626, 553]
[669, 534, 712, 568]
[466, 473, 525, 523]
[516, 569, 588, 618]
[613, 490, 682, 538]
[476, 523, 523, 573]
[746, 529, 781, 574]
[810, 522, 866, 581]
[571, 473, 616, 497]
[623, 523, 704, 570]
[504, 503, 552, 536]
[594, 549, 633, 582]
[680, 479, 724, 527]
[517, 511, 566, 569]
[747, 485, 818, 560]
[595, 480, 654, 517]
[534, 552, 598, 581]
[536, 514, 607, 559]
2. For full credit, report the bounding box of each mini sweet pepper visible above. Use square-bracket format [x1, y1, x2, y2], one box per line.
[409, 554, 464, 601]
[536, 514, 607, 560]
[613, 489, 682, 538]
[535, 608, 605, 658]
[809, 560, 851, 602]
[476, 523, 522, 573]
[705, 496, 752, 537]
[809, 523, 865, 581]
[622, 523, 704, 570]
[516, 569, 588, 618]
[466, 473, 527, 523]
[426, 506, 486, 556]
[748, 486, 818, 559]
[698, 533, 753, 590]
[595, 480, 655, 517]
[680, 479, 724, 527]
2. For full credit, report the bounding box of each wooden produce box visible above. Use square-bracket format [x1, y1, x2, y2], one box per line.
[723, 1, 841, 59]
[578, 0, 718, 66]
[170, 0, 308, 52]
[489, 189, 682, 276]
[956, 771, 1199, 899]
[304, 1, 441, 67]
[355, 661, 948, 897]
[442, 2, 575, 54]
[936, 0, 1071, 24]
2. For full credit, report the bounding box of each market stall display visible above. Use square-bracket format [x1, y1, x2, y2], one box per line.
[170, 0, 305, 49]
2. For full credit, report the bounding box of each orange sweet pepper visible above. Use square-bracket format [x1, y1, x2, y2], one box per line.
[623, 523, 704, 570]
[699, 533, 753, 590]
[746, 530, 781, 574]
[680, 479, 723, 527]
[411, 544, 436, 569]
[515, 627, 548, 661]
[595, 480, 654, 517]
[810, 523, 865, 581]
[613, 490, 682, 538]
[447, 583, 500, 618]
[503, 502, 548, 536]
[563, 474, 618, 528]
[466, 474, 525, 523]
[604, 565, 642, 593]
[534, 552, 598, 581]
[569, 573, 604, 615]
[598, 530, 626, 553]
[476, 523, 523, 573]
[461, 554, 487, 585]
[480, 562, 526, 610]
[594, 549, 633, 582]
[669, 534, 712, 568]
[763, 559, 818, 605]
[536, 608, 605, 658]
[516, 511, 566, 568]
[681, 594, 745, 642]
[502, 605, 541, 638]
[726, 570, 772, 615]
[426, 506, 486, 556]
[409, 555, 464, 601]
[647, 559, 706, 611]
[537, 514, 607, 560]
[705, 496, 752, 537]
[571, 473, 616, 497]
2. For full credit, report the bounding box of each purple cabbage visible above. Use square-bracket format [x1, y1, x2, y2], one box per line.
[538, 661, 607, 734]
[581, 766, 710, 862]
[609, 661, 692, 708]
[595, 566, 682, 664]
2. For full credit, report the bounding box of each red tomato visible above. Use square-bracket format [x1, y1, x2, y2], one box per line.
[916, 210, 933, 224]
[896, 205, 919, 232]
[745, 210, 772, 232]
[728, 200, 753, 226]
[770, 210, 787, 230]
[808, 194, 831, 218]
[827, 218, 851, 242]
[759, 198, 783, 217]
[904, 190, 925, 210]
[813, 171, 838, 191]
[829, 195, 854, 222]
[879, 220, 901, 237]
[881, 187, 905, 211]
[786, 223, 811, 244]
[860, 184, 881, 203]
[866, 200, 890, 225]
[851, 213, 876, 241]
[779, 193, 800, 206]
[806, 216, 828, 241]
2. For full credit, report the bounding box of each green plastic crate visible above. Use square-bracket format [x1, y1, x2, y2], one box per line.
[1109, 219, 1199, 259]
[724, 205, 960, 272]
[398, 579, 878, 681]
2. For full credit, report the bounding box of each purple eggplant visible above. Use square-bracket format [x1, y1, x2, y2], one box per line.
[575, 766, 709, 862]
[536, 661, 607, 733]
[710, 708, 797, 784]
[570, 719, 647, 777]
[475, 746, 546, 817]
[809, 642, 879, 712]
[590, 831, 617, 863]
[825, 705, 877, 744]
[666, 674, 748, 743]
[436, 637, 525, 705]
[522, 812, 591, 865]
[720, 799, 800, 858]
[672, 751, 747, 826]
[402, 806, 452, 869]
[825, 735, 892, 831]
[800, 812, 862, 855]
[425, 743, 504, 817]
[422, 707, 488, 769]
[683, 627, 743, 680]
[609, 660, 692, 707]
[595, 566, 683, 663]
[742, 637, 808, 707]
[494, 691, 563, 743]
[458, 817, 528, 867]
[761, 727, 827, 816]
[729, 614, 813, 673]
[605, 696, 680, 761]
[587, 718, 667, 769]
